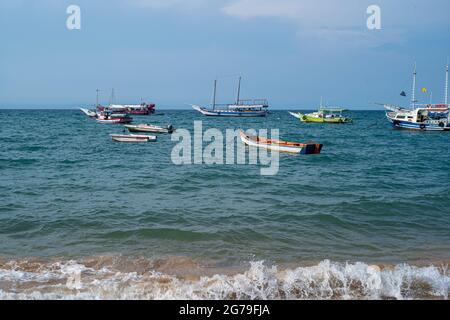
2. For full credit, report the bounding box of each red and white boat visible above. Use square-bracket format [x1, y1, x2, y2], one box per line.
[96, 112, 133, 124]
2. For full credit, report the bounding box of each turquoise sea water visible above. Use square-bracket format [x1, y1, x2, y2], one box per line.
[0, 109, 449, 299]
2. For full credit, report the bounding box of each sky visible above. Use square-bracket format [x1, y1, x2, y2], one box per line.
[0, 0, 449, 109]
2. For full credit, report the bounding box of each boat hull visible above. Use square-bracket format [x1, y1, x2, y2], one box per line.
[110, 134, 157, 142]
[124, 124, 174, 134]
[96, 118, 133, 124]
[240, 131, 322, 155]
[386, 114, 450, 131]
[298, 113, 352, 123]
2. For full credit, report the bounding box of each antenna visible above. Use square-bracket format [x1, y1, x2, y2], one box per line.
[96, 89, 100, 107]
[444, 58, 449, 105]
[236, 76, 241, 105]
[320, 96, 323, 109]
[411, 63, 417, 109]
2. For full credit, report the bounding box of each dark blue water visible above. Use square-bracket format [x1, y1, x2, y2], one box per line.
[0, 109, 449, 267]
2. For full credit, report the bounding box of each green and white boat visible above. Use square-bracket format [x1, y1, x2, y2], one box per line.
[289, 98, 352, 123]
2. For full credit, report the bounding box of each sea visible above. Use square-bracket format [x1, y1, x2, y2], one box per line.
[0, 109, 449, 299]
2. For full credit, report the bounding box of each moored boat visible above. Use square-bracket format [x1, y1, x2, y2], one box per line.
[384, 63, 450, 131]
[95, 89, 156, 115]
[193, 77, 269, 117]
[124, 124, 175, 134]
[110, 134, 157, 142]
[289, 98, 352, 123]
[239, 131, 322, 155]
[97, 103, 155, 115]
[96, 111, 133, 124]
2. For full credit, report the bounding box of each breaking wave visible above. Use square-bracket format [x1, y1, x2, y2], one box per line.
[0, 257, 448, 300]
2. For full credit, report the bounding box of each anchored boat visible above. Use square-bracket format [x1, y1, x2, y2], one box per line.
[110, 134, 157, 142]
[240, 131, 322, 155]
[97, 89, 155, 115]
[193, 77, 269, 117]
[384, 63, 450, 131]
[289, 98, 352, 123]
[124, 124, 175, 134]
[96, 111, 133, 124]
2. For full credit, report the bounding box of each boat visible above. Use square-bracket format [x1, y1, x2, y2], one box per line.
[289, 98, 352, 123]
[97, 103, 155, 115]
[80, 108, 97, 118]
[239, 131, 322, 155]
[96, 89, 156, 115]
[384, 63, 450, 131]
[192, 77, 269, 117]
[110, 134, 157, 142]
[124, 124, 175, 134]
[96, 111, 133, 124]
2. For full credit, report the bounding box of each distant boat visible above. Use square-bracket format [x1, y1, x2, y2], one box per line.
[124, 124, 175, 134]
[384, 63, 450, 131]
[110, 134, 157, 142]
[239, 131, 322, 155]
[193, 77, 269, 117]
[289, 98, 352, 123]
[96, 89, 156, 115]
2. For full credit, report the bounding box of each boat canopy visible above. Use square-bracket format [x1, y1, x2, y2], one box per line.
[319, 108, 347, 112]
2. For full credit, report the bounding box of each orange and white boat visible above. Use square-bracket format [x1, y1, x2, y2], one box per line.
[239, 131, 322, 154]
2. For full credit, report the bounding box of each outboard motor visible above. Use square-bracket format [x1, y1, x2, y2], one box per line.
[167, 124, 174, 133]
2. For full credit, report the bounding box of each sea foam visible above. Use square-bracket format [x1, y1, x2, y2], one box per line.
[0, 259, 448, 300]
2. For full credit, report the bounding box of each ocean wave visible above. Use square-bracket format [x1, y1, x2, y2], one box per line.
[0, 257, 448, 300]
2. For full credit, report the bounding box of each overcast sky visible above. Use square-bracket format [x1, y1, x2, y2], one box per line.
[0, 0, 449, 109]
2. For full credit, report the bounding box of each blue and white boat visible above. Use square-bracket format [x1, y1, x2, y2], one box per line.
[193, 77, 269, 117]
[385, 63, 450, 131]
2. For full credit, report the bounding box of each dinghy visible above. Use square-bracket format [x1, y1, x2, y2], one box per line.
[124, 124, 175, 134]
[240, 131, 322, 155]
[110, 134, 157, 142]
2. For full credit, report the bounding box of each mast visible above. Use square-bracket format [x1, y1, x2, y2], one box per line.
[320, 96, 323, 109]
[96, 89, 99, 107]
[411, 63, 417, 109]
[236, 76, 241, 105]
[212, 80, 217, 111]
[444, 60, 449, 105]
[109, 88, 116, 106]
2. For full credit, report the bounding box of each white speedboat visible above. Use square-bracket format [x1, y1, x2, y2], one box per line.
[110, 134, 157, 142]
[124, 124, 175, 134]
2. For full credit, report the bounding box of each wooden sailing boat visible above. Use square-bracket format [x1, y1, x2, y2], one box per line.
[384, 62, 450, 131]
[192, 77, 269, 117]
